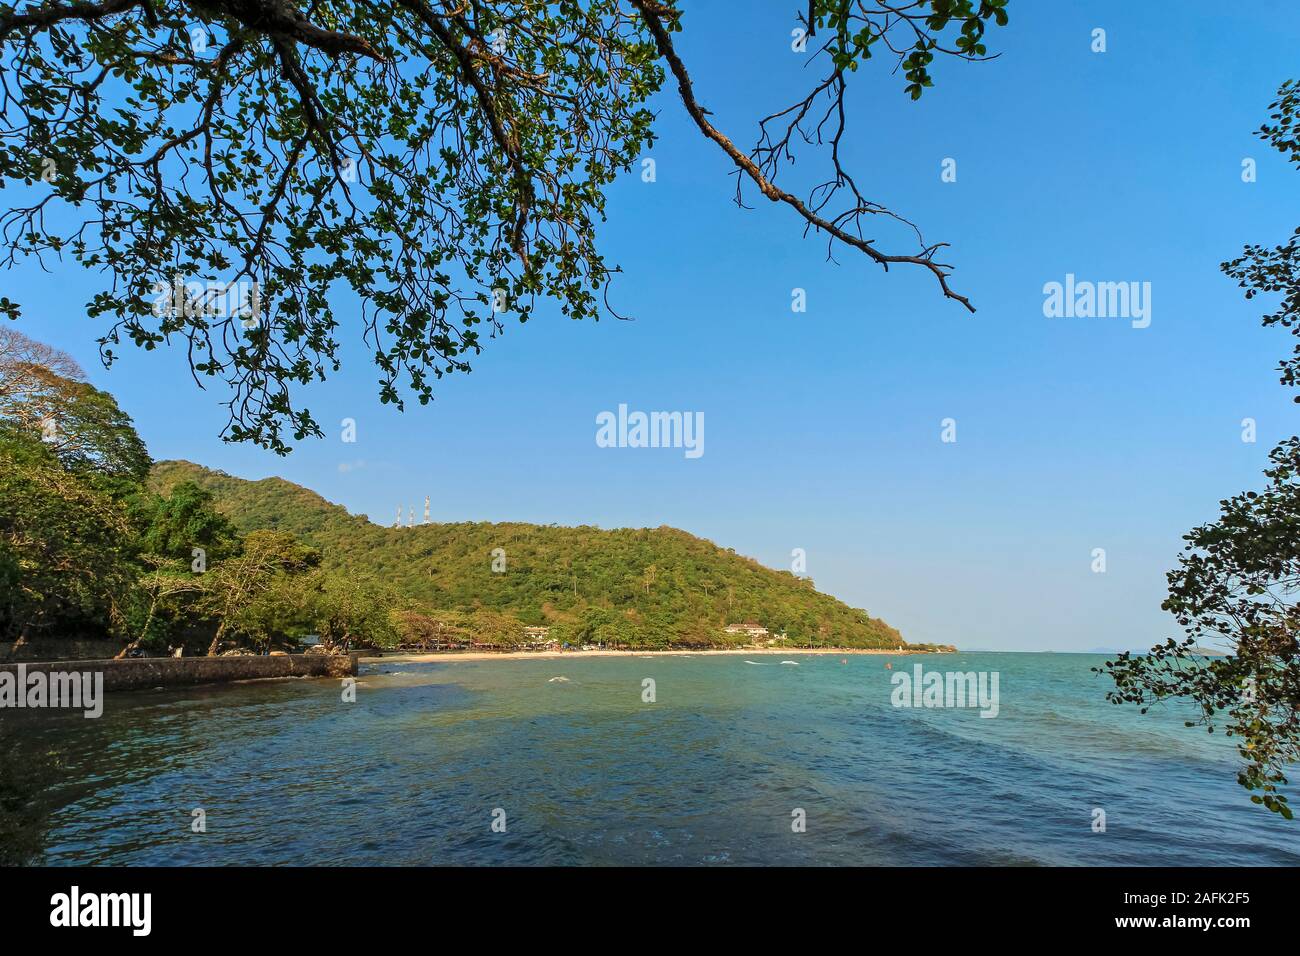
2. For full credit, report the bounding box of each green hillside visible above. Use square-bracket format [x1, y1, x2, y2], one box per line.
[149, 460, 910, 649]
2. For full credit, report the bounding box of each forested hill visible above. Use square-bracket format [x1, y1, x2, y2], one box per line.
[149, 460, 908, 649]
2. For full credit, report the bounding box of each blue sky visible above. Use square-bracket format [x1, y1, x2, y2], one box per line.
[10, 1, 1300, 651]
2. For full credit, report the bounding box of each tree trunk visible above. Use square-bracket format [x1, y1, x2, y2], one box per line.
[207, 620, 227, 657]
[117, 594, 159, 660]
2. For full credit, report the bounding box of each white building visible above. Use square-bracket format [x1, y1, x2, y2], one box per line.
[723, 622, 770, 639]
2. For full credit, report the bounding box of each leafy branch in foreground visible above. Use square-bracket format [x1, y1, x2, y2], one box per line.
[1, 0, 1007, 452]
[1101, 79, 1300, 820]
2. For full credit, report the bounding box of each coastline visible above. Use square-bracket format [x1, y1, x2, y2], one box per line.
[0, 652, 357, 695]
[365, 647, 925, 664]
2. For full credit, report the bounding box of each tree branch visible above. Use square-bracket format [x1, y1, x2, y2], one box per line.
[631, 0, 975, 312]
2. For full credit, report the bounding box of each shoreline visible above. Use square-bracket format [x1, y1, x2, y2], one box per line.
[364, 647, 927, 664]
[0, 652, 357, 695]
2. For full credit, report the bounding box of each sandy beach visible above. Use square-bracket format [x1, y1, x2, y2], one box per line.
[363, 647, 916, 664]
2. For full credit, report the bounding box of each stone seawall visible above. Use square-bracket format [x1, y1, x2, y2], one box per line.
[0, 653, 358, 693]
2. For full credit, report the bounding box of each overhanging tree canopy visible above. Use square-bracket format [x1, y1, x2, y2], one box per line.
[1, 0, 1007, 451]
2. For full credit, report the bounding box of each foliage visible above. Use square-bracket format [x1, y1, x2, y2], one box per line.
[199, 529, 320, 654]
[0, 334, 149, 485]
[133, 481, 239, 564]
[809, 0, 1008, 95]
[463, 606, 526, 647]
[1, 1, 1008, 452]
[151, 458, 909, 649]
[1, 332, 414, 656]
[120, 556, 209, 655]
[0, 328, 84, 424]
[0, 424, 138, 641]
[389, 607, 471, 650]
[2, 329, 907, 654]
[297, 570, 398, 649]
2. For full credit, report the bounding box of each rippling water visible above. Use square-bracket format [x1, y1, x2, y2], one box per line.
[4, 651, 1298, 865]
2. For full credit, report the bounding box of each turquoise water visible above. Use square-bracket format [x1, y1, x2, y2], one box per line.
[5, 651, 1299, 865]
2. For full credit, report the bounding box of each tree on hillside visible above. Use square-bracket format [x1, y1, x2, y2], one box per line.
[0, 425, 138, 642]
[114, 482, 239, 656]
[1, 0, 1008, 452]
[1102, 80, 1300, 820]
[0, 327, 84, 418]
[134, 480, 239, 563]
[200, 529, 319, 654]
[298, 571, 398, 650]
[573, 604, 636, 648]
[464, 606, 526, 647]
[390, 607, 470, 650]
[116, 557, 210, 657]
[0, 332, 159, 646]
[227, 572, 313, 652]
[0, 339, 150, 483]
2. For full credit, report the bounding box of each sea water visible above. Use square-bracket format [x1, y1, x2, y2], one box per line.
[4, 652, 1298, 865]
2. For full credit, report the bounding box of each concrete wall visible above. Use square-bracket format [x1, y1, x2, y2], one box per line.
[0, 653, 358, 693]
